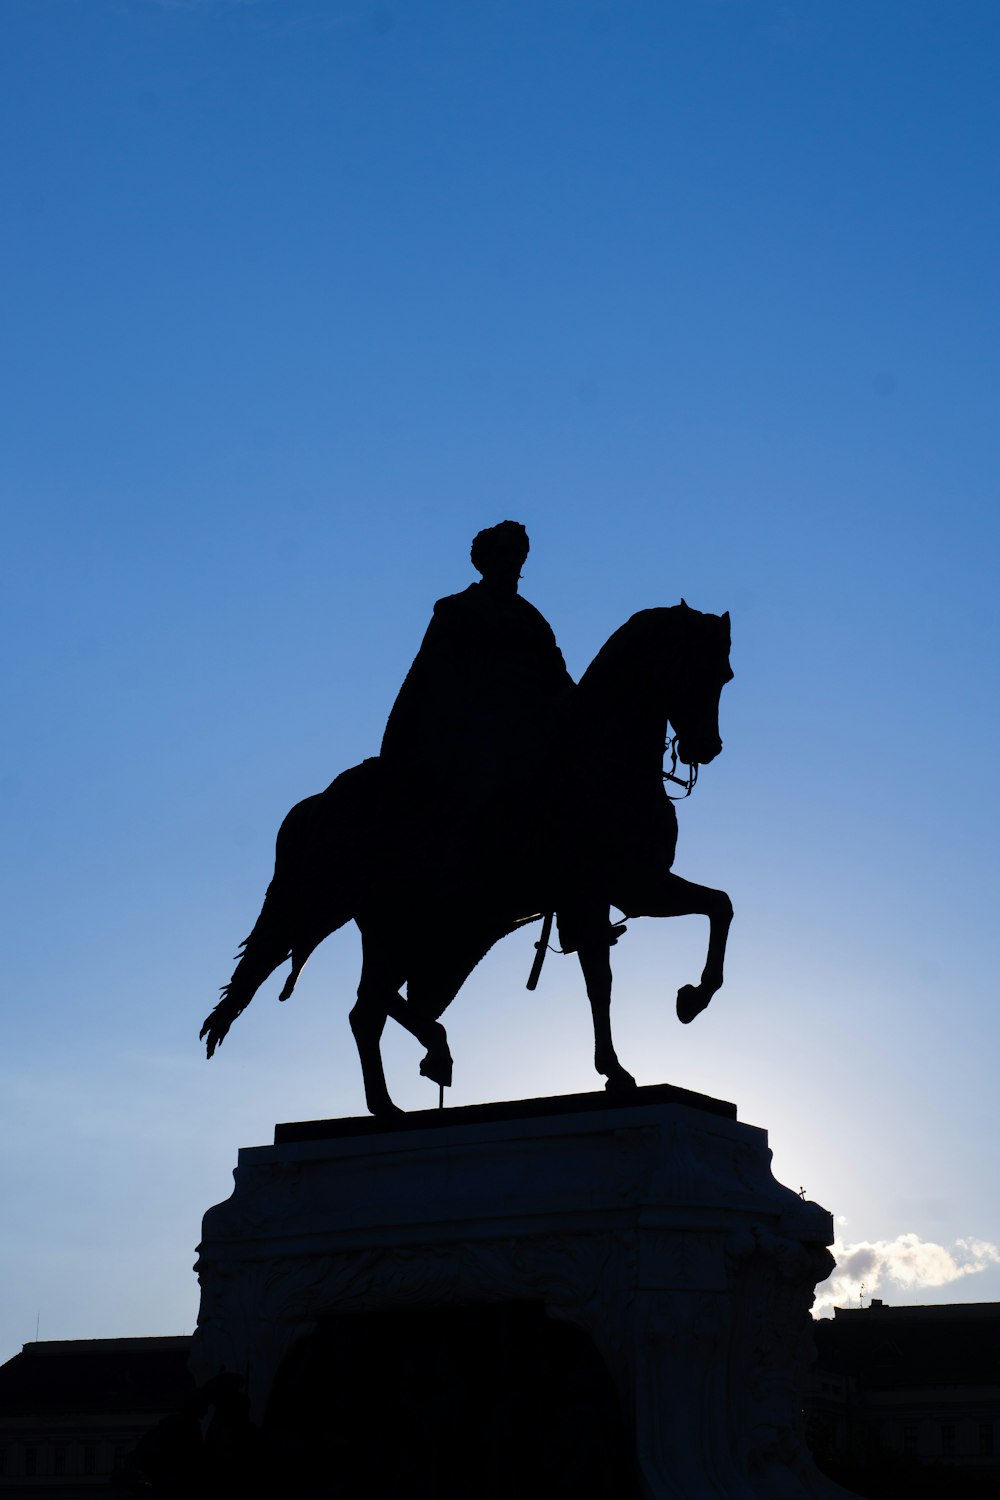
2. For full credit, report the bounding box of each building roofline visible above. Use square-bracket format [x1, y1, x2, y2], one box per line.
[16, 1336, 191, 1357]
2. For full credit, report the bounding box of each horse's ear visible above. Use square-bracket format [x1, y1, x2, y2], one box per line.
[680, 597, 690, 610]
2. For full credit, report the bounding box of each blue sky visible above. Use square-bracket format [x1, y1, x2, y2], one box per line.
[1, 0, 998, 1357]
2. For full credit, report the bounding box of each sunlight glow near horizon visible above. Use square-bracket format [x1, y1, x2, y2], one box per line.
[1, 0, 998, 1360]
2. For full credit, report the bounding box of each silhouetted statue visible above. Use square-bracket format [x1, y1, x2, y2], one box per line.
[380, 520, 574, 846]
[201, 523, 734, 1118]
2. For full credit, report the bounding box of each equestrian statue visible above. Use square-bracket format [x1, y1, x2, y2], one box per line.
[201, 523, 734, 1118]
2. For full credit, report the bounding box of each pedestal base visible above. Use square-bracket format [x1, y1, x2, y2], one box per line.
[193, 1086, 854, 1498]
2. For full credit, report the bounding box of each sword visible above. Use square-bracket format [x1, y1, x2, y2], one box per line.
[526, 911, 554, 991]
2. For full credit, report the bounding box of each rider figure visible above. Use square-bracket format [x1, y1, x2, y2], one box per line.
[380, 521, 574, 842]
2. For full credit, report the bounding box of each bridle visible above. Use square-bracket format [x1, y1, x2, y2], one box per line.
[663, 735, 699, 799]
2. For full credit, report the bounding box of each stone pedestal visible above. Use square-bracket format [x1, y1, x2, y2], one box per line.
[192, 1085, 854, 1498]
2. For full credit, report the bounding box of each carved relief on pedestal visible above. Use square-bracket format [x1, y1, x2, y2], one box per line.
[726, 1225, 840, 1500]
[194, 1228, 633, 1423]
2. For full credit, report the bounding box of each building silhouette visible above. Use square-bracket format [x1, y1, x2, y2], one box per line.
[0, 1337, 193, 1496]
[806, 1300, 1000, 1495]
[3, 1302, 999, 1496]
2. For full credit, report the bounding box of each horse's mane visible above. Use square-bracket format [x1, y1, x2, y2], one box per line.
[577, 603, 728, 697]
[577, 606, 679, 698]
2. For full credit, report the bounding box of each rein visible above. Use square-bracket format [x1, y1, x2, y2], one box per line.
[663, 735, 699, 799]
[526, 743, 701, 991]
[524, 732, 704, 990]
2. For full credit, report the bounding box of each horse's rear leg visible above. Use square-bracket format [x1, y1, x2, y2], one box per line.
[627, 872, 733, 1023]
[349, 994, 398, 1119]
[350, 938, 412, 1119]
[383, 991, 453, 1088]
[403, 928, 514, 1093]
[350, 945, 453, 1111]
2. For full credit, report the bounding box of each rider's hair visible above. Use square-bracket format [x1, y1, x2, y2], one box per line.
[470, 520, 529, 576]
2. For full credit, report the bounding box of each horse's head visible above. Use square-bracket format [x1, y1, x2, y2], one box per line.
[574, 601, 733, 776]
[666, 601, 733, 769]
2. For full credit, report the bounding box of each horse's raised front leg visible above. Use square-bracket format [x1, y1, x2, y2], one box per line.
[576, 932, 638, 1099]
[628, 872, 733, 1024]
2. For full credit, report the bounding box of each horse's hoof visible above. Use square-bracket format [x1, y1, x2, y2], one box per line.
[604, 1069, 638, 1098]
[677, 983, 711, 1024]
[369, 1099, 405, 1121]
[419, 1045, 453, 1089]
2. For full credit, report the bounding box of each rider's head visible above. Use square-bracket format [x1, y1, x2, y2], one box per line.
[471, 521, 529, 592]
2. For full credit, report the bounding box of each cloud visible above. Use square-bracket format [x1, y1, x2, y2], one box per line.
[814, 1233, 1000, 1316]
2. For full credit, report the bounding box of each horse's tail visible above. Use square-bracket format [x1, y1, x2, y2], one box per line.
[200, 878, 297, 1057]
[200, 759, 380, 1058]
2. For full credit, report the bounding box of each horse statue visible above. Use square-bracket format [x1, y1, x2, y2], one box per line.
[200, 601, 734, 1118]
